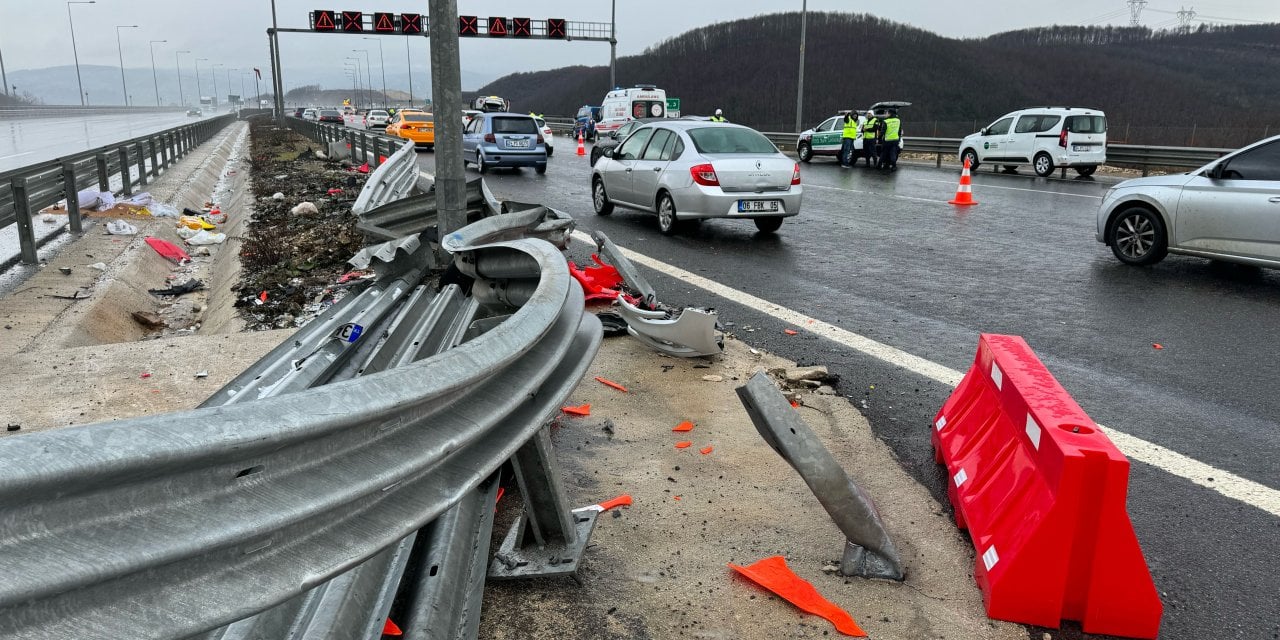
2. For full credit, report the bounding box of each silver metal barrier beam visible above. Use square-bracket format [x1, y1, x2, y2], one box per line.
[353, 139, 420, 216]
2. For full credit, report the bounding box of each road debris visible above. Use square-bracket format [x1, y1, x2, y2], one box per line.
[672, 421, 694, 432]
[728, 556, 867, 637]
[131, 311, 166, 329]
[594, 376, 628, 393]
[561, 404, 591, 417]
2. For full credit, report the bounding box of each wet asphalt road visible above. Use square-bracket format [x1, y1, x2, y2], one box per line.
[411, 145, 1280, 639]
[0, 112, 202, 172]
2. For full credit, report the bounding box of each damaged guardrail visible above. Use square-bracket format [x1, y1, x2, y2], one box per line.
[736, 370, 905, 581]
[0, 183, 603, 639]
[1, 113, 236, 269]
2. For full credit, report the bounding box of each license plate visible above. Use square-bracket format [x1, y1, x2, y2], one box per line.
[1073, 144, 1091, 151]
[737, 200, 780, 213]
[508, 139, 530, 149]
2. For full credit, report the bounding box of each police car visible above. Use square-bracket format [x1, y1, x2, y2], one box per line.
[796, 101, 910, 163]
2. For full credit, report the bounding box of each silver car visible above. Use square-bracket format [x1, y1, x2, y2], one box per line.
[1097, 134, 1280, 267]
[591, 122, 802, 234]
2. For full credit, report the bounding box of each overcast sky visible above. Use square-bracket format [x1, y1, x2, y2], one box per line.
[3, 0, 1278, 89]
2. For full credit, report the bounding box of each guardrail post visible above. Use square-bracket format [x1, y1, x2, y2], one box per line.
[346, 130, 357, 159]
[360, 132, 370, 162]
[95, 154, 110, 192]
[488, 425, 598, 583]
[10, 178, 39, 265]
[61, 162, 83, 234]
[118, 146, 133, 196]
[135, 142, 148, 187]
[148, 139, 159, 177]
[936, 152, 942, 169]
[371, 137, 382, 169]
[162, 133, 172, 168]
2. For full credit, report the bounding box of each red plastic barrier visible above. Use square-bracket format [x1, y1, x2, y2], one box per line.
[568, 254, 626, 303]
[932, 334, 1161, 638]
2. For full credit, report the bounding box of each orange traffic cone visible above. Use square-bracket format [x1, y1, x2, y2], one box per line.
[576, 131, 586, 156]
[948, 157, 978, 206]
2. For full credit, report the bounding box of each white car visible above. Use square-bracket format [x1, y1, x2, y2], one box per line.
[959, 107, 1107, 177]
[366, 110, 390, 127]
[302, 108, 318, 121]
[534, 117, 555, 156]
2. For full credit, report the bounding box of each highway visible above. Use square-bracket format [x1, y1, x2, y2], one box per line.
[411, 145, 1280, 639]
[0, 111, 202, 173]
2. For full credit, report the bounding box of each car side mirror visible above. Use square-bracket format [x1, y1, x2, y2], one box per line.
[610, 131, 618, 139]
[1208, 163, 1227, 179]
[980, 127, 988, 136]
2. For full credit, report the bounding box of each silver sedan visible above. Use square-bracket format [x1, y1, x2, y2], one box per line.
[590, 121, 802, 234]
[1097, 134, 1280, 268]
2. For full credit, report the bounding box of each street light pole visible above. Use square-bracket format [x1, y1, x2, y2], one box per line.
[149, 40, 167, 106]
[610, 0, 617, 89]
[226, 67, 236, 106]
[0, 42, 9, 97]
[67, 1, 95, 106]
[344, 60, 361, 108]
[212, 63, 222, 109]
[795, 0, 807, 133]
[175, 50, 190, 107]
[405, 38, 413, 107]
[195, 57, 206, 106]
[115, 25, 139, 106]
[364, 37, 387, 108]
[353, 49, 373, 107]
[428, 0, 465, 238]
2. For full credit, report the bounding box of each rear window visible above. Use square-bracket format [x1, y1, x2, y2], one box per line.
[403, 113, 432, 122]
[320, 110, 340, 117]
[687, 127, 778, 154]
[370, 111, 388, 117]
[1065, 115, 1107, 134]
[632, 100, 665, 119]
[492, 117, 537, 134]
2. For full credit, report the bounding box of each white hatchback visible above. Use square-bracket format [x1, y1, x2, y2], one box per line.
[366, 110, 390, 127]
[959, 107, 1107, 177]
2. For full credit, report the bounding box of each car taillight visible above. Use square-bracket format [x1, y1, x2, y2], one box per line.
[690, 163, 719, 186]
[484, 133, 496, 143]
[537, 134, 544, 144]
[1059, 129, 1068, 148]
[792, 162, 801, 185]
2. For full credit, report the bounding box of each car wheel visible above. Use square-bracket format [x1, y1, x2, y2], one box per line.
[1033, 152, 1055, 177]
[1075, 165, 1097, 177]
[590, 148, 602, 166]
[536, 164, 547, 175]
[476, 151, 488, 174]
[592, 177, 614, 216]
[798, 142, 813, 163]
[546, 146, 554, 157]
[1108, 206, 1168, 266]
[754, 217, 784, 233]
[657, 193, 678, 235]
[961, 149, 980, 171]
[1001, 165, 1018, 173]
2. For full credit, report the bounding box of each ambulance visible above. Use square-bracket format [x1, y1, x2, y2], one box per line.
[596, 85, 669, 137]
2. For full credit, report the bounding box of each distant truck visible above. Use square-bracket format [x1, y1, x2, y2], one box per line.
[472, 95, 509, 112]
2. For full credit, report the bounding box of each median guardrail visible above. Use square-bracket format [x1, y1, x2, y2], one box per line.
[0, 105, 189, 119]
[1, 113, 236, 270]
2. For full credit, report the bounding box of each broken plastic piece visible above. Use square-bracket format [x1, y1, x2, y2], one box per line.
[148, 279, 205, 297]
[1152, 343, 1164, 350]
[595, 376, 628, 393]
[616, 297, 724, 358]
[574, 494, 633, 514]
[784, 329, 799, 336]
[561, 404, 591, 417]
[728, 556, 867, 637]
[258, 291, 269, 303]
[675, 441, 693, 449]
[145, 237, 190, 264]
[700, 446, 714, 455]
[382, 618, 403, 636]
[673, 421, 694, 433]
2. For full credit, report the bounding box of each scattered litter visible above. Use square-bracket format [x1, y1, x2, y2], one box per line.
[258, 291, 269, 304]
[48, 289, 91, 300]
[784, 329, 799, 336]
[148, 280, 204, 296]
[5, 424, 19, 432]
[58, 267, 72, 275]
[573, 494, 633, 515]
[596, 311, 628, 336]
[601, 420, 615, 436]
[382, 619, 402, 637]
[124, 193, 154, 207]
[178, 216, 215, 231]
[186, 230, 227, 245]
[89, 262, 107, 271]
[105, 219, 138, 235]
[327, 188, 343, 196]
[77, 189, 111, 210]
[791, 400, 801, 408]
[773, 366, 832, 384]
[145, 237, 191, 264]
[207, 209, 227, 224]
[41, 214, 58, 225]
[148, 202, 180, 218]
[272, 192, 285, 201]
[175, 226, 200, 240]
[675, 441, 693, 449]
[140, 372, 152, 379]
[700, 446, 714, 455]
[131, 312, 166, 329]
[290, 202, 319, 216]
[672, 421, 694, 433]
[595, 376, 628, 393]
[701, 375, 724, 382]
[561, 404, 591, 417]
[750, 348, 761, 356]
[728, 556, 867, 637]
[336, 270, 373, 284]
[194, 370, 209, 379]
[1152, 343, 1164, 350]
[191, 246, 212, 257]
[673, 495, 682, 501]
[357, 162, 370, 173]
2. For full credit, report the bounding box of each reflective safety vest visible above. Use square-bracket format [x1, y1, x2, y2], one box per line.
[710, 115, 727, 122]
[862, 118, 879, 139]
[842, 115, 859, 139]
[883, 117, 902, 142]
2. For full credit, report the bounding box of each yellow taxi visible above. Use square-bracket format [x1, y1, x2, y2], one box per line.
[385, 110, 435, 149]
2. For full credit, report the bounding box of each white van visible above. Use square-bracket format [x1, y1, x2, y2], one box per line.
[959, 107, 1107, 177]
[597, 85, 668, 137]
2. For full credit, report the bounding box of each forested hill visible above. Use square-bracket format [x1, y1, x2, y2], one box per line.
[475, 13, 1280, 136]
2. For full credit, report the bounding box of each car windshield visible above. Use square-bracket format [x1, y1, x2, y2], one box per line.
[492, 117, 537, 134]
[403, 113, 432, 122]
[686, 127, 777, 154]
[320, 110, 340, 117]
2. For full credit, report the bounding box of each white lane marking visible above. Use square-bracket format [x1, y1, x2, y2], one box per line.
[570, 230, 1280, 518]
[914, 178, 1104, 199]
[0, 151, 36, 161]
[804, 182, 948, 205]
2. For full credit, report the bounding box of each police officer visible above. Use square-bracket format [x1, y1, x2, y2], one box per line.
[879, 109, 902, 171]
[861, 110, 880, 168]
[710, 109, 727, 123]
[839, 110, 860, 168]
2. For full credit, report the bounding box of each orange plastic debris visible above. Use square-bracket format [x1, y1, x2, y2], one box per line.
[595, 376, 629, 392]
[728, 556, 866, 637]
[382, 617, 403, 636]
[673, 495, 682, 501]
[675, 441, 693, 449]
[496, 487, 505, 504]
[561, 404, 591, 416]
[790, 400, 800, 408]
[700, 446, 714, 455]
[673, 421, 695, 432]
[597, 494, 633, 511]
[1152, 343, 1164, 350]
[784, 329, 799, 335]
[258, 290, 268, 303]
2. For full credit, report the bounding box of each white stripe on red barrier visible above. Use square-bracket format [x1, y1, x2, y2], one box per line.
[991, 362, 1003, 390]
[954, 468, 968, 487]
[982, 546, 1000, 570]
[1025, 414, 1043, 450]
